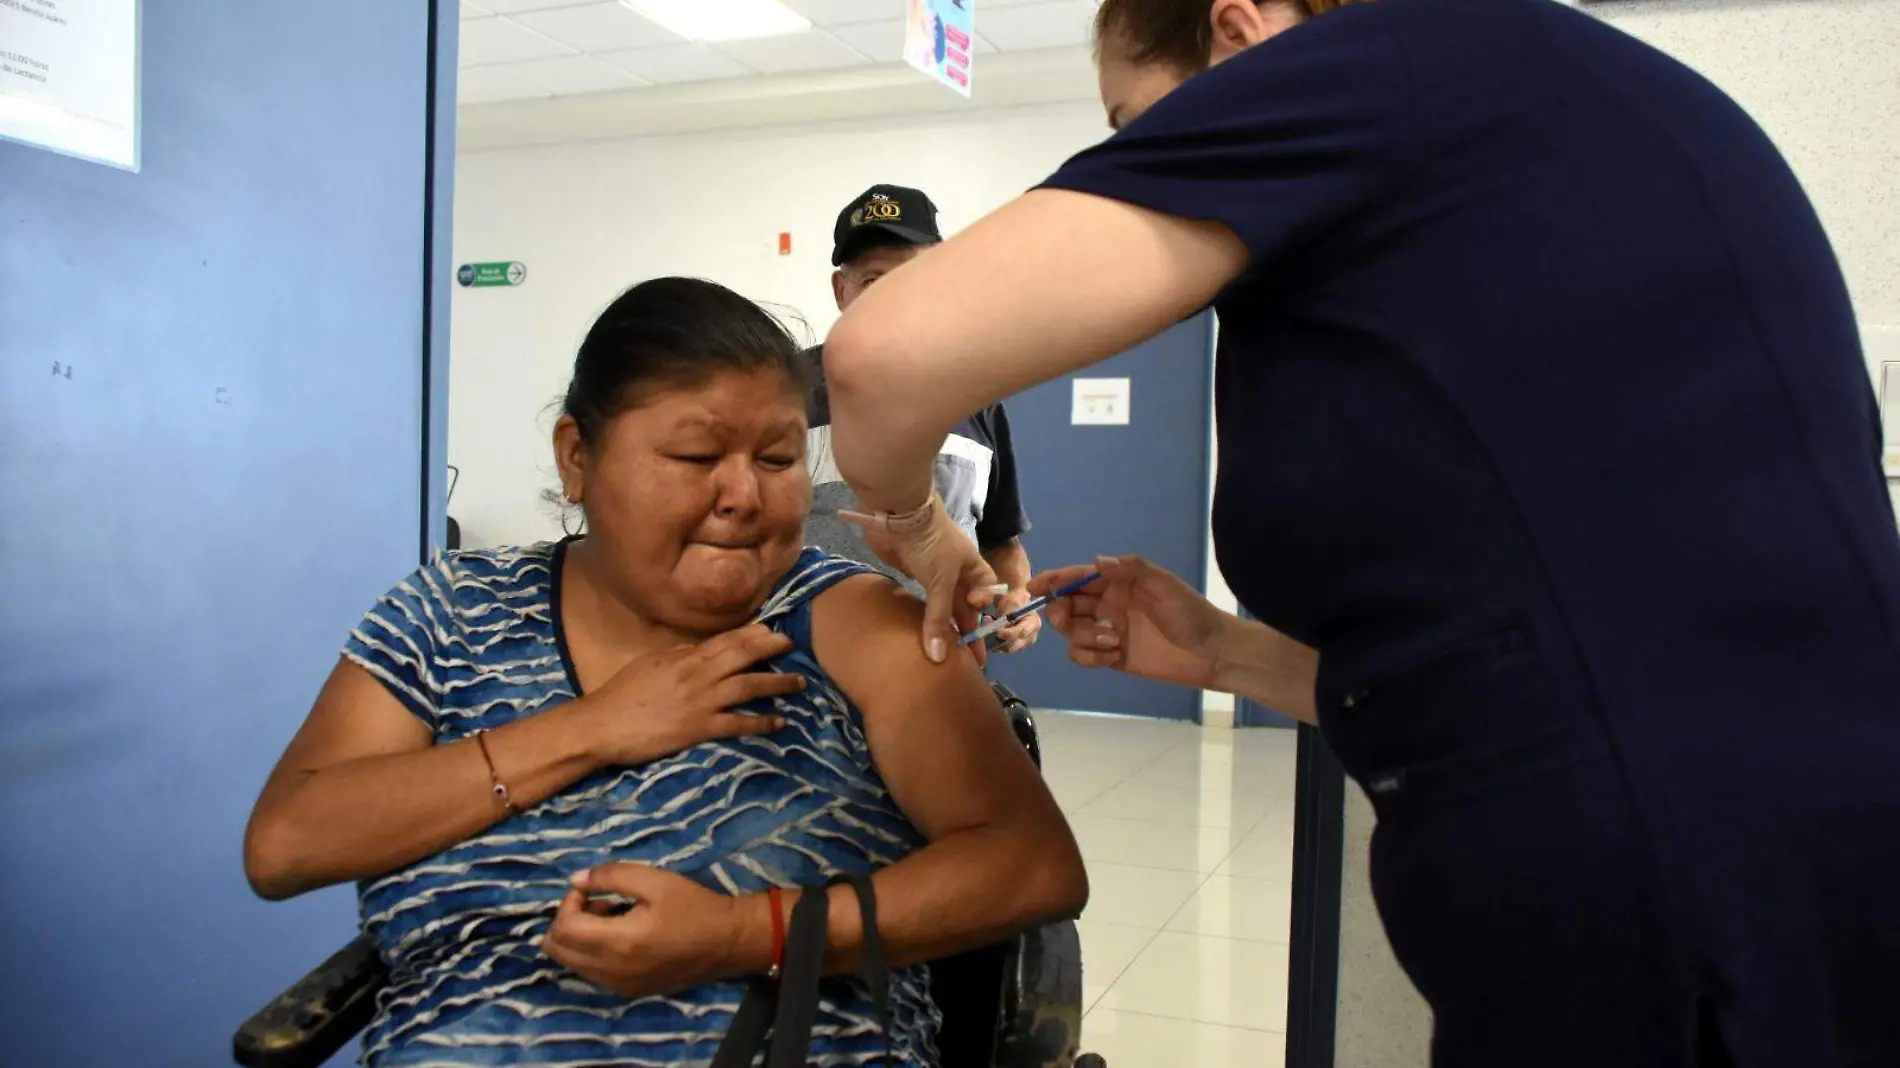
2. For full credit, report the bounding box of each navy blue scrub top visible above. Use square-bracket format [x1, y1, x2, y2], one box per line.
[1041, 0, 1900, 909]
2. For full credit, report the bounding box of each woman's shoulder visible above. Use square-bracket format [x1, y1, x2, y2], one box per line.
[435, 542, 558, 588]
[369, 542, 559, 627]
[804, 568, 980, 721]
[805, 568, 936, 666]
[755, 548, 888, 625]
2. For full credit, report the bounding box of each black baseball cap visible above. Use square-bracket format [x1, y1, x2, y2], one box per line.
[831, 184, 941, 266]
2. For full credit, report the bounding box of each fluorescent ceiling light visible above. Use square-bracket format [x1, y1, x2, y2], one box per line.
[620, 0, 813, 42]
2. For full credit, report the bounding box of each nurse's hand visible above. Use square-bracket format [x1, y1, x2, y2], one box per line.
[1032, 556, 1229, 689]
[841, 493, 1002, 664]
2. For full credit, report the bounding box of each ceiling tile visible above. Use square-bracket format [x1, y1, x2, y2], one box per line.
[824, 19, 903, 62]
[458, 55, 646, 105]
[460, 16, 579, 66]
[781, 0, 909, 25]
[598, 43, 757, 84]
[712, 29, 872, 74]
[511, 2, 683, 51]
[978, 0, 1095, 51]
[520, 54, 649, 94]
[461, 2, 495, 20]
[827, 19, 998, 62]
[477, 0, 600, 13]
[457, 62, 563, 104]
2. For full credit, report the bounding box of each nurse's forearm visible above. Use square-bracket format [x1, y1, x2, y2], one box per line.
[1213, 616, 1320, 725]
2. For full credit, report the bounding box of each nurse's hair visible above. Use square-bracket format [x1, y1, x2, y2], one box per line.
[1095, 0, 1365, 72]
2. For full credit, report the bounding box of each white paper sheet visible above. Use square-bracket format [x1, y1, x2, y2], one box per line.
[0, 0, 139, 170]
[1072, 377, 1131, 426]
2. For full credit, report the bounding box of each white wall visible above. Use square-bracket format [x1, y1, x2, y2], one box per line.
[1599, 0, 1900, 496]
[1335, 1, 1900, 1062]
[1604, 0, 1900, 325]
[448, 101, 1117, 550]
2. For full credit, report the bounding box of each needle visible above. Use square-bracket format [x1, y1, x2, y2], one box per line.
[959, 572, 1103, 646]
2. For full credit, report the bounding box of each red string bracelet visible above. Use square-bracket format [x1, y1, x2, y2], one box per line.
[472, 730, 518, 815]
[766, 887, 786, 984]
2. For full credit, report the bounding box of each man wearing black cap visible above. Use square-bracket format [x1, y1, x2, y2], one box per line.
[804, 184, 1041, 653]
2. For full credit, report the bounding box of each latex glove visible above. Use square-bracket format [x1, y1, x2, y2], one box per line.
[841, 493, 1002, 663]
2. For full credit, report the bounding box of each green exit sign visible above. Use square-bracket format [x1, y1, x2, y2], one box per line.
[457, 261, 526, 288]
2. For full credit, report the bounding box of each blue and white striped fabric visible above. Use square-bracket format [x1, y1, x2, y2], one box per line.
[341, 541, 939, 1067]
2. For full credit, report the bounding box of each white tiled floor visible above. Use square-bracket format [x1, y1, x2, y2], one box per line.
[1036, 710, 1297, 1068]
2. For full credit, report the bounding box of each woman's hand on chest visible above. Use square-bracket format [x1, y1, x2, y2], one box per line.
[569, 623, 808, 767]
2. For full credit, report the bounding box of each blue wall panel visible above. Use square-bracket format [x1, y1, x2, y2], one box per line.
[988, 315, 1213, 721]
[0, 2, 447, 1062]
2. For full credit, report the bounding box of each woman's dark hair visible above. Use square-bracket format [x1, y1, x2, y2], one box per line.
[1094, 0, 1365, 73]
[562, 277, 812, 446]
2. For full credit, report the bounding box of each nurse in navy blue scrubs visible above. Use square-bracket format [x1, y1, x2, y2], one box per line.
[820, 0, 1900, 1065]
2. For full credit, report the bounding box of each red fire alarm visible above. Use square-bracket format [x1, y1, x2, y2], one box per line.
[778, 232, 792, 256]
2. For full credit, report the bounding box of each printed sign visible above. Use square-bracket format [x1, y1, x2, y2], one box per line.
[0, 0, 141, 169]
[904, 0, 973, 97]
[1071, 378, 1131, 426]
[457, 261, 527, 288]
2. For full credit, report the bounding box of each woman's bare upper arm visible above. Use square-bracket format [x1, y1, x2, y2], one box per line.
[264, 657, 435, 786]
[809, 576, 1060, 842]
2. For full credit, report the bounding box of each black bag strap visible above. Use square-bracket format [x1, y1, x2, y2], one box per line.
[836, 872, 891, 1054]
[766, 886, 831, 1068]
[708, 977, 775, 1068]
[708, 876, 892, 1068]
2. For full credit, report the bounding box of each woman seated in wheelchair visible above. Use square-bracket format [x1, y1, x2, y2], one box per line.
[244, 277, 1088, 1067]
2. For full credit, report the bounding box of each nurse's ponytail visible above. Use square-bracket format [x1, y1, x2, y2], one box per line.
[1095, 0, 1370, 73]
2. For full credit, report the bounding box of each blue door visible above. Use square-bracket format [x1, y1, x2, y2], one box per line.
[0, 2, 454, 1062]
[988, 315, 1213, 721]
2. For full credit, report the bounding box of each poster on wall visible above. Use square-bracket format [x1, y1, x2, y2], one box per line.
[0, 0, 140, 170]
[904, 0, 973, 97]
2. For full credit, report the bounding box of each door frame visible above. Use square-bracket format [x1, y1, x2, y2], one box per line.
[420, 0, 457, 563]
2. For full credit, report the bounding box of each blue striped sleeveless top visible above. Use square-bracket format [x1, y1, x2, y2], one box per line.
[340, 541, 939, 1066]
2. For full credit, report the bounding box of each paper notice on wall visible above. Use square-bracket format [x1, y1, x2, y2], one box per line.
[904, 0, 972, 97]
[1882, 361, 1900, 479]
[1072, 377, 1131, 426]
[1867, 327, 1900, 480]
[0, 0, 139, 170]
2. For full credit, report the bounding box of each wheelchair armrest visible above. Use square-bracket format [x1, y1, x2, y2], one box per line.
[233, 935, 389, 1068]
[988, 681, 1041, 770]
